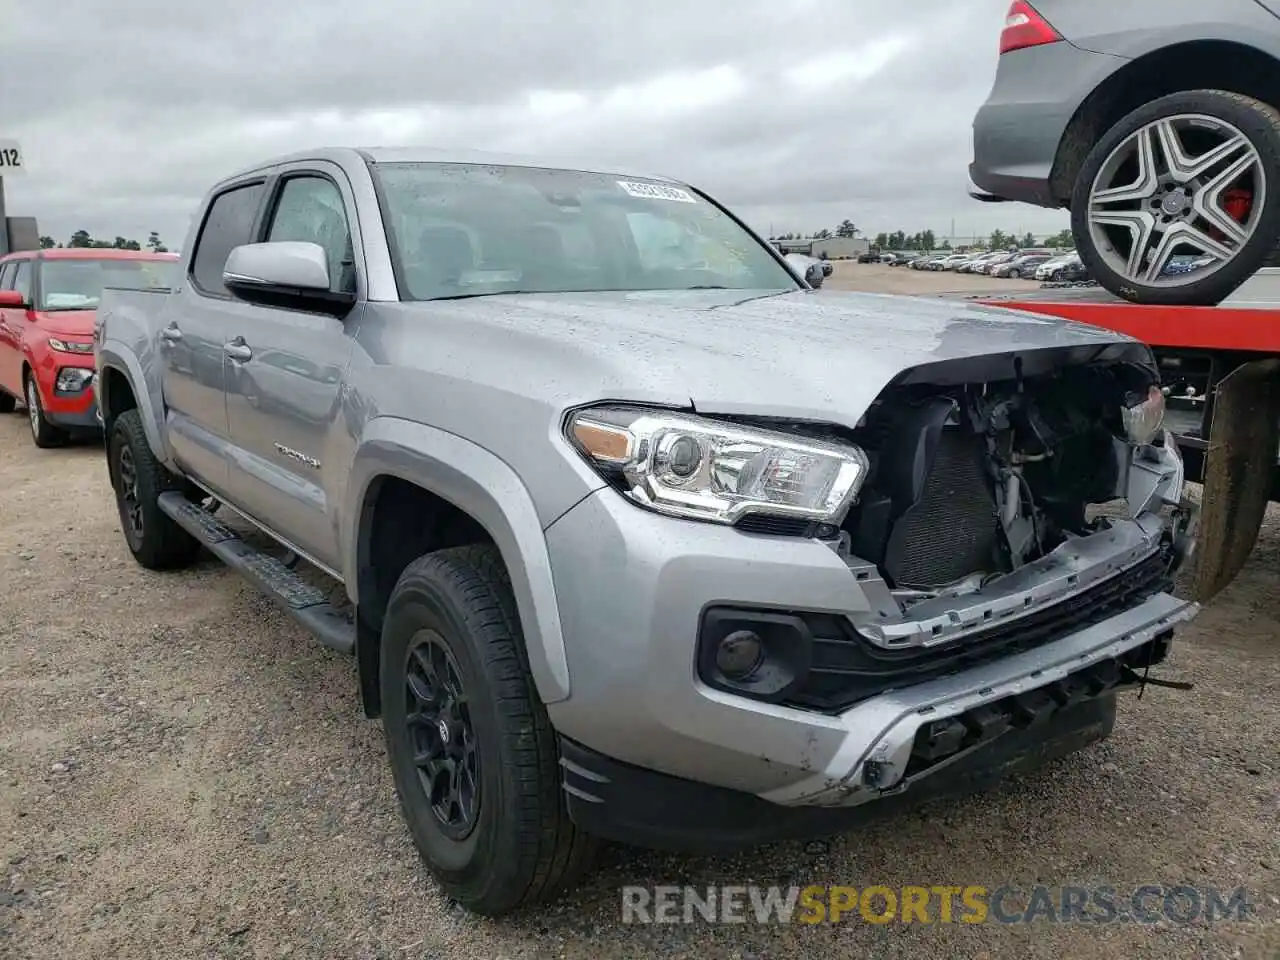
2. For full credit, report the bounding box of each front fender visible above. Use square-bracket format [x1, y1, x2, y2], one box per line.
[96, 342, 170, 466]
[344, 416, 575, 703]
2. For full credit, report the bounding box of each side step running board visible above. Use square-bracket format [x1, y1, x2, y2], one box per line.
[157, 492, 356, 655]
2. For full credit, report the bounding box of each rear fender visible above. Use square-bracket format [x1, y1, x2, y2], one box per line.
[96, 343, 171, 467]
[343, 416, 572, 703]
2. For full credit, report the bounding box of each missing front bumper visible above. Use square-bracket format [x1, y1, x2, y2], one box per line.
[760, 589, 1198, 808]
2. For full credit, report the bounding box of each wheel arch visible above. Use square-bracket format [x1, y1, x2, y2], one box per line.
[1050, 39, 1280, 206]
[345, 416, 572, 714]
[95, 345, 170, 464]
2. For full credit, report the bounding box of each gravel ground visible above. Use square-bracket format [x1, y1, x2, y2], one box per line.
[1, 272, 1278, 958]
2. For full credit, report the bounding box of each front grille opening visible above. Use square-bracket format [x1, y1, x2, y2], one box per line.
[883, 429, 1002, 589]
[782, 544, 1174, 713]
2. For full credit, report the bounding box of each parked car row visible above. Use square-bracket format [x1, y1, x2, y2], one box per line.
[0, 249, 180, 448]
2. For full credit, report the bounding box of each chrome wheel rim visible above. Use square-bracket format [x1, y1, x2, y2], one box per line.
[26, 380, 40, 436]
[1088, 113, 1264, 287]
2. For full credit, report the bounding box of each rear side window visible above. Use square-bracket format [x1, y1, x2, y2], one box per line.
[0, 262, 15, 290]
[191, 182, 266, 296]
[12, 261, 33, 301]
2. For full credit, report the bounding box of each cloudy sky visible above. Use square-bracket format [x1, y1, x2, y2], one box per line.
[4, 0, 1070, 250]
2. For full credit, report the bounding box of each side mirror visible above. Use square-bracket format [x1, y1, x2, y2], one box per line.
[0, 289, 28, 308]
[782, 253, 825, 288]
[223, 241, 355, 317]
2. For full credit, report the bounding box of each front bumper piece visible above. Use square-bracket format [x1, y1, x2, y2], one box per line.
[759, 589, 1195, 807]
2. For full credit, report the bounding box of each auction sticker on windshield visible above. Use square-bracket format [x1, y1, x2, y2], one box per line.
[617, 180, 697, 203]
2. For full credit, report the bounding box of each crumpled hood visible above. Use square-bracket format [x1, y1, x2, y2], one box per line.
[405, 288, 1149, 426]
[32, 310, 96, 338]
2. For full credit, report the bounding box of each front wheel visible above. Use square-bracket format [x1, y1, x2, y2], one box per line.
[380, 545, 596, 916]
[25, 375, 67, 449]
[1007, 268, 1021, 279]
[1072, 89, 1280, 306]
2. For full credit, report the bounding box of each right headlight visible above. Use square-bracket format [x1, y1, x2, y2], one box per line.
[565, 405, 870, 525]
[1121, 384, 1167, 446]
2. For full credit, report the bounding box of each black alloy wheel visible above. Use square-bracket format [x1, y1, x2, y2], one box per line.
[403, 629, 480, 840]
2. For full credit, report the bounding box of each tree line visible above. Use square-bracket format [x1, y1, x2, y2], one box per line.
[872, 227, 1075, 252]
[38, 230, 170, 253]
[769, 219, 861, 242]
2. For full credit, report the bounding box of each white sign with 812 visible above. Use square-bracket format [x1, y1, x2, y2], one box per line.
[0, 141, 26, 177]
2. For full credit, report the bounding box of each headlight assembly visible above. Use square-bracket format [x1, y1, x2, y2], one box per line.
[1122, 385, 1166, 446]
[566, 405, 869, 525]
[48, 337, 95, 355]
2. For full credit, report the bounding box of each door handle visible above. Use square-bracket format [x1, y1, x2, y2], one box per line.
[224, 337, 253, 362]
[160, 323, 183, 343]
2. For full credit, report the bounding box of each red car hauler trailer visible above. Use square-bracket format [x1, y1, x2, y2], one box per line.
[961, 268, 1280, 603]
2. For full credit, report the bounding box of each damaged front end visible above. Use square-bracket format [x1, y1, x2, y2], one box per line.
[751, 353, 1202, 808]
[831, 358, 1197, 653]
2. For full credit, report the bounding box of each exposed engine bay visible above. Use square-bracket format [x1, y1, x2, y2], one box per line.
[832, 358, 1174, 602]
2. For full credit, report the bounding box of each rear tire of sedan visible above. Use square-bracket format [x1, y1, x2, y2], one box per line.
[1071, 89, 1280, 306]
[25, 374, 67, 449]
[380, 545, 597, 916]
[107, 409, 202, 570]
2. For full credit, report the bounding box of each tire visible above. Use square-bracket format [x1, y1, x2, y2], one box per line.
[1071, 90, 1280, 306]
[107, 409, 201, 570]
[380, 544, 596, 916]
[0, 392, 14, 414]
[25, 374, 67, 449]
[1007, 268, 1021, 280]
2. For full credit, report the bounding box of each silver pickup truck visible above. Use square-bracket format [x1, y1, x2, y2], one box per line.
[94, 147, 1199, 916]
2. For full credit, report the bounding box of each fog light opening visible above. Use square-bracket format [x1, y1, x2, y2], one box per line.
[716, 629, 764, 680]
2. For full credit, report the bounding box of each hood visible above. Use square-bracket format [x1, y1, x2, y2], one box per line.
[396, 289, 1149, 427]
[32, 309, 96, 337]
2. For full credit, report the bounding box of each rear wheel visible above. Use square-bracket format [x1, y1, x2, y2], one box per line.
[1072, 89, 1280, 306]
[25, 374, 67, 449]
[107, 409, 201, 569]
[380, 545, 596, 916]
[1007, 268, 1022, 279]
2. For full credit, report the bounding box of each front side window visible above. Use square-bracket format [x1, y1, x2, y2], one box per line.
[38, 259, 179, 311]
[12, 261, 33, 302]
[191, 182, 266, 296]
[0, 261, 17, 290]
[266, 176, 355, 293]
[371, 162, 797, 301]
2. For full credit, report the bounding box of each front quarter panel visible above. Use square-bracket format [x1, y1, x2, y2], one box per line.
[344, 416, 580, 703]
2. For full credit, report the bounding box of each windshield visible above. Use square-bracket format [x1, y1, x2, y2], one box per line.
[39, 258, 179, 311]
[372, 162, 798, 300]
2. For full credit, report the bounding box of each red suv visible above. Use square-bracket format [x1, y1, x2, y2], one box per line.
[0, 249, 178, 447]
